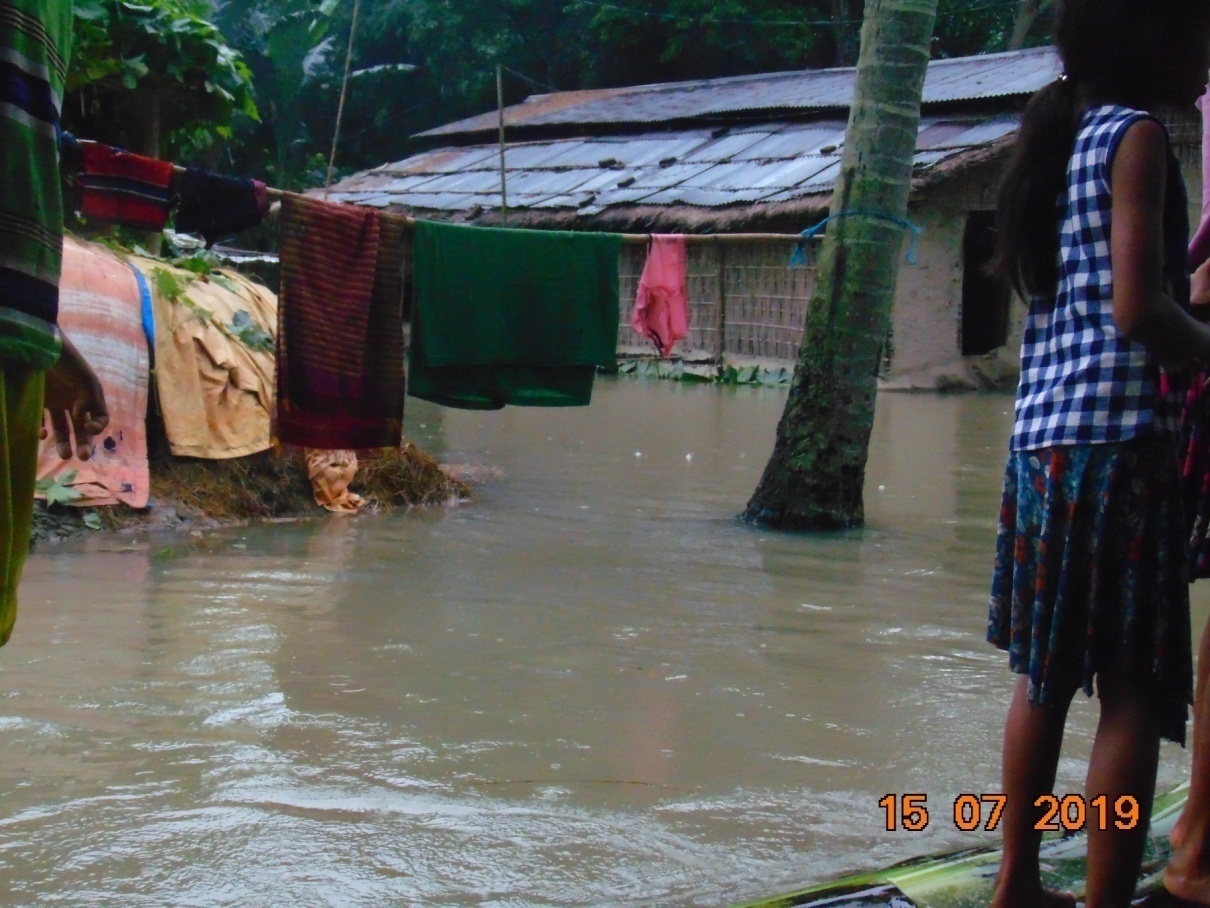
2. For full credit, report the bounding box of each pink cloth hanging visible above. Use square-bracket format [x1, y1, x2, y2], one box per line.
[630, 235, 688, 358]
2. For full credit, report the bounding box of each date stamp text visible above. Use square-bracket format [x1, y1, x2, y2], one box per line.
[878, 793, 1140, 832]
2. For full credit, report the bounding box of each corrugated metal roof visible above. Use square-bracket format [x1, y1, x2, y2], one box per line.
[681, 131, 772, 162]
[731, 125, 850, 161]
[420, 46, 1058, 138]
[326, 113, 1016, 218]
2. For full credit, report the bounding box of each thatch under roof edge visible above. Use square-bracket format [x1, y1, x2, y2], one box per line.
[382, 139, 1016, 234]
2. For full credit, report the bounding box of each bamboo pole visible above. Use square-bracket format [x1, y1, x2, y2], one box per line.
[168, 171, 815, 246]
[617, 233, 807, 245]
[715, 242, 728, 362]
[497, 65, 509, 225]
[324, 0, 362, 200]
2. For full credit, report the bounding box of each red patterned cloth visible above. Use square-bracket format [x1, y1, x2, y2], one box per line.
[1179, 375, 1210, 579]
[1178, 93, 1210, 580]
[276, 195, 405, 449]
[75, 142, 175, 231]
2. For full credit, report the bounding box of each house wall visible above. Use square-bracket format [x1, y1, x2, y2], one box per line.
[613, 189, 1017, 390]
[1169, 107, 1203, 216]
[887, 127, 1203, 391]
[612, 124, 1203, 390]
[611, 158, 1019, 389]
[886, 158, 1021, 391]
[617, 241, 814, 370]
[613, 223, 990, 387]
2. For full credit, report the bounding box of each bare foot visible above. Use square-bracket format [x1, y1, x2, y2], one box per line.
[1173, 813, 1188, 852]
[1164, 859, 1210, 907]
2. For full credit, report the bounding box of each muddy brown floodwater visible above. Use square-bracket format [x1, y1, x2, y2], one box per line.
[0, 377, 1204, 907]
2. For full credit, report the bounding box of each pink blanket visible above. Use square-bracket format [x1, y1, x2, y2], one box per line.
[36, 239, 150, 508]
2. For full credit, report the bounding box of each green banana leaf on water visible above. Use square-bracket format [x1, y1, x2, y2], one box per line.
[729, 785, 1190, 908]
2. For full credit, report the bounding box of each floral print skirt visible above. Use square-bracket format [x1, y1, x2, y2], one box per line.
[988, 436, 1192, 745]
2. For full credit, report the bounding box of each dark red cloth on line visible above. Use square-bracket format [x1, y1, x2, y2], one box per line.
[276, 195, 405, 450]
[1179, 374, 1210, 579]
[174, 167, 271, 248]
[365, 211, 407, 419]
[75, 141, 175, 231]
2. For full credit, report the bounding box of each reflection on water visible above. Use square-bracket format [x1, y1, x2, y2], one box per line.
[0, 378, 1202, 907]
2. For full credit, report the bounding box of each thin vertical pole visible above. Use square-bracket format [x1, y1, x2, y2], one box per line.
[325, 0, 362, 199]
[716, 243, 728, 369]
[497, 65, 509, 224]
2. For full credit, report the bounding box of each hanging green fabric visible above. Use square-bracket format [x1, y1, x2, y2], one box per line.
[409, 220, 623, 409]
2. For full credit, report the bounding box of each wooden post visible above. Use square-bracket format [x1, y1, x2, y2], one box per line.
[497, 65, 508, 224]
[324, 0, 362, 200]
[144, 92, 162, 160]
[716, 243, 728, 370]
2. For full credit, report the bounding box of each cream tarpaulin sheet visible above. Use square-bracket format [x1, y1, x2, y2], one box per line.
[128, 255, 276, 459]
[36, 238, 150, 507]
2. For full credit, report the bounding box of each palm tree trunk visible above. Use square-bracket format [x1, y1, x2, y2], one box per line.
[741, 0, 938, 531]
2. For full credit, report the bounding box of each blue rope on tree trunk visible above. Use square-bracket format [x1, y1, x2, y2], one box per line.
[789, 210, 923, 268]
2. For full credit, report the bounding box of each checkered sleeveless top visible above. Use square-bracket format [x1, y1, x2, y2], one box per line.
[1010, 104, 1186, 452]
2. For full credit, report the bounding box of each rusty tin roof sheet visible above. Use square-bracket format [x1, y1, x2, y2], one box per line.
[326, 114, 1019, 216]
[420, 46, 1059, 138]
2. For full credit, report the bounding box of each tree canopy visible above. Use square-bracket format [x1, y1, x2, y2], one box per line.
[65, 0, 1054, 186]
[67, 0, 258, 161]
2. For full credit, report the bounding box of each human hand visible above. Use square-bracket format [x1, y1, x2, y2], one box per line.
[1192, 257, 1210, 309]
[41, 333, 109, 460]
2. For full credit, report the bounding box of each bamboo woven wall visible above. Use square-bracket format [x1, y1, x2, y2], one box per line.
[722, 244, 811, 361]
[617, 241, 813, 364]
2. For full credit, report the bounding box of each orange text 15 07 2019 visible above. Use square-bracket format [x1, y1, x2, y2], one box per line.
[878, 793, 1141, 833]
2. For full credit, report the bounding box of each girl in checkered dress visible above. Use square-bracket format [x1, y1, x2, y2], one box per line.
[986, 1, 1210, 906]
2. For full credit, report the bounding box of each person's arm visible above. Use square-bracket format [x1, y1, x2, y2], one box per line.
[1111, 118, 1210, 368]
[1191, 257, 1210, 319]
[41, 332, 109, 461]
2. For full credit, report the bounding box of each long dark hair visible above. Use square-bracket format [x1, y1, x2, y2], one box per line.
[991, 0, 1210, 299]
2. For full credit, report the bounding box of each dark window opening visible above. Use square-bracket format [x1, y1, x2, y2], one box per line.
[960, 210, 1011, 356]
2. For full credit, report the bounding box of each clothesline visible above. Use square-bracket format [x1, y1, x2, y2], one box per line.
[165, 162, 811, 246]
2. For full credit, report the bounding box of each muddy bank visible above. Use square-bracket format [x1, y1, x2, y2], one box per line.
[31, 441, 470, 547]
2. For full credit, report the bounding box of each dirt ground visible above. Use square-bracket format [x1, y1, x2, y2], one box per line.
[31, 440, 471, 547]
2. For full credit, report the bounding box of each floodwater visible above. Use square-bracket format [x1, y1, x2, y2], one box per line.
[0, 377, 1204, 907]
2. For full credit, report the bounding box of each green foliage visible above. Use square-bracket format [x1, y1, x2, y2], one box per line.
[616, 360, 793, 385]
[933, 0, 1018, 58]
[288, 0, 1050, 178]
[210, 0, 347, 186]
[66, 0, 1053, 187]
[576, 0, 843, 82]
[67, 0, 257, 160]
[229, 309, 274, 352]
[151, 266, 195, 305]
[170, 249, 223, 275]
[150, 265, 214, 325]
[149, 265, 272, 355]
[36, 472, 84, 507]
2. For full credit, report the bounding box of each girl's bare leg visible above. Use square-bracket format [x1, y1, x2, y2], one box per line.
[990, 674, 1079, 908]
[1166, 619, 1210, 906]
[1083, 672, 1161, 908]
